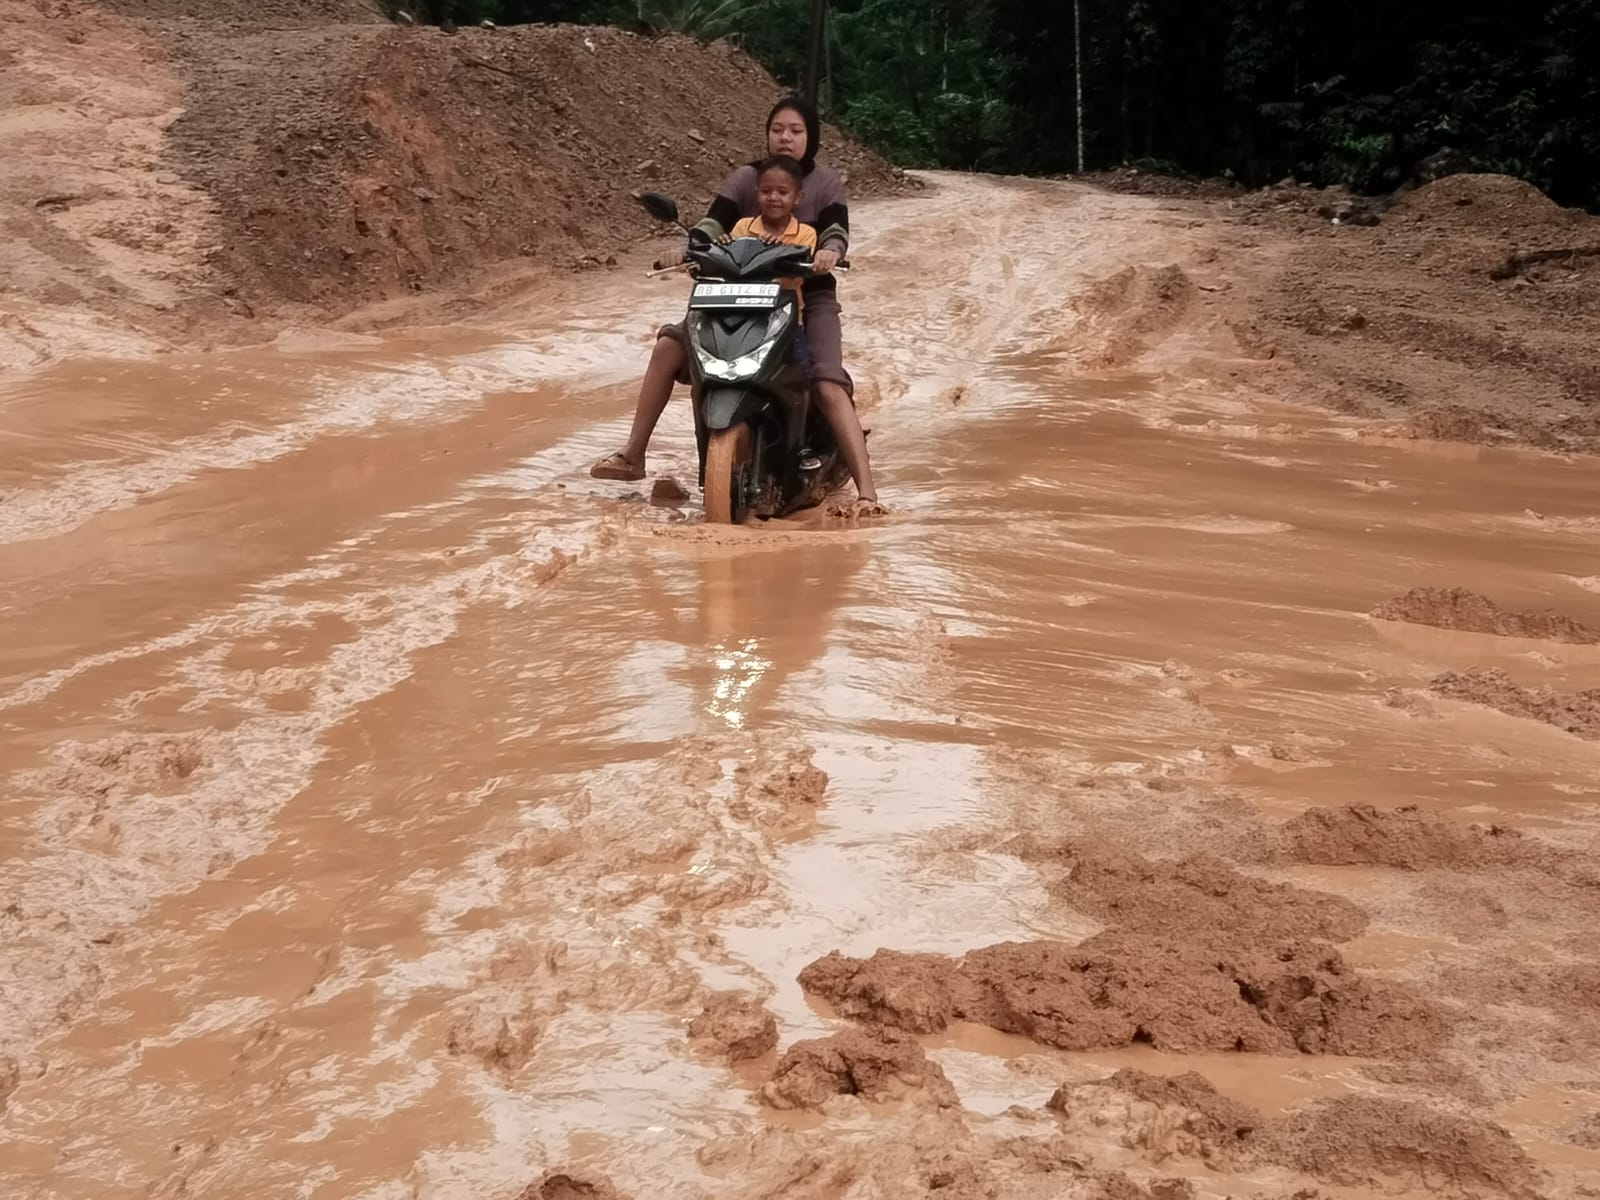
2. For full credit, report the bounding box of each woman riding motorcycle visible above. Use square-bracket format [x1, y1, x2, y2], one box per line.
[589, 95, 880, 510]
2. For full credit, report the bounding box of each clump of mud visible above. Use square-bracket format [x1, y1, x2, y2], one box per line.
[445, 993, 546, 1073]
[1371, 586, 1600, 644]
[443, 939, 569, 1073]
[1266, 1095, 1541, 1198]
[1267, 805, 1551, 872]
[1567, 1111, 1600, 1149]
[688, 992, 778, 1063]
[1024, 841, 1369, 945]
[1071, 264, 1197, 369]
[1047, 1073, 1541, 1197]
[759, 1027, 958, 1110]
[697, 1111, 1200, 1199]
[50, 733, 208, 794]
[0, 1057, 19, 1116]
[1430, 668, 1600, 740]
[34, 731, 212, 848]
[516, 1171, 631, 1200]
[731, 748, 828, 832]
[800, 933, 1443, 1057]
[1047, 1069, 1264, 1169]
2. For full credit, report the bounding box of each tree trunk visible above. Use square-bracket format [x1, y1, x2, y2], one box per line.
[1074, 0, 1085, 173]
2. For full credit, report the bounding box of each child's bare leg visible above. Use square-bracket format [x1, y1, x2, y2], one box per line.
[813, 380, 878, 503]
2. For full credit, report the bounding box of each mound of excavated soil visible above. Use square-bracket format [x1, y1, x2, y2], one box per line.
[1234, 172, 1600, 451]
[102, 0, 383, 20]
[1021, 841, 1369, 945]
[1268, 805, 1556, 872]
[800, 933, 1443, 1057]
[1394, 174, 1577, 237]
[4, 4, 904, 357]
[758, 1027, 958, 1111]
[1430, 668, 1600, 740]
[1371, 587, 1600, 644]
[158, 21, 903, 312]
[688, 992, 777, 1063]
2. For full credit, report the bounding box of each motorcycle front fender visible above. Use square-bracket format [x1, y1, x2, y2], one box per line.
[701, 387, 769, 432]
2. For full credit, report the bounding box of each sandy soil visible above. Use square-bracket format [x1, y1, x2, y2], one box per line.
[3, 5, 1600, 1200]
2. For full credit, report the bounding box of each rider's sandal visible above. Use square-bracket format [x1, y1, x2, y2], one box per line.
[589, 451, 646, 482]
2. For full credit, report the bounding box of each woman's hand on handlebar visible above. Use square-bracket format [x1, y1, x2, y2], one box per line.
[812, 248, 842, 275]
[652, 247, 685, 271]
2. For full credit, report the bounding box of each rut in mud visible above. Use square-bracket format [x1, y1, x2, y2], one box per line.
[4, 165, 1600, 1200]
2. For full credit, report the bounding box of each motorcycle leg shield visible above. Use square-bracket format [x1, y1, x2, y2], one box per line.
[702, 388, 767, 432]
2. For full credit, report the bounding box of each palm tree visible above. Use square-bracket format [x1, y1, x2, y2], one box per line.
[636, 0, 757, 39]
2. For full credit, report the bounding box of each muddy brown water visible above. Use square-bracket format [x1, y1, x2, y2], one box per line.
[4, 177, 1600, 1197]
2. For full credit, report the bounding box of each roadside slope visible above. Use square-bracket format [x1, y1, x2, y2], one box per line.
[0, 1, 904, 368]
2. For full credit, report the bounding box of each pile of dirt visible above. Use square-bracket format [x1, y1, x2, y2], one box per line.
[1266, 805, 1558, 873]
[3, 3, 905, 361]
[1430, 668, 1600, 740]
[101, 0, 384, 20]
[157, 20, 904, 313]
[758, 1027, 958, 1111]
[1021, 840, 1369, 945]
[1393, 174, 1586, 242]
[1231, 172, 1600, 451]
[799, 933, 1443, 1057]
[688, 992, 778, 1063]
[1371, 587, 1600, 644]
[1080, 167, 1242, 201]
[1047, 1072, 1542, 1198]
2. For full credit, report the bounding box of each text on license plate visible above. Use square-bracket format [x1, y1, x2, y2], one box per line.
[693, 282, 781, 299]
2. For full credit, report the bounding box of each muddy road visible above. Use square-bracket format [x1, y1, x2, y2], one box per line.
[3, 176, 1599, 1199]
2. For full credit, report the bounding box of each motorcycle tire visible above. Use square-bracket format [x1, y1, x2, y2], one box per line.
[703, 424, 752, 525]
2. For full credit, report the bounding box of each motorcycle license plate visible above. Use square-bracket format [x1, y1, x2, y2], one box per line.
[689, 281, 782, 309]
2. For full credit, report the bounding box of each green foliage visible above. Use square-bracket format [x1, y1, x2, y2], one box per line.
[635, 0, 758, 37]
[387, 0, 1600, 211]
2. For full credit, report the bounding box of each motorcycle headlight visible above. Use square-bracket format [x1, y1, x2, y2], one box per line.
[691, 304, 794, 380]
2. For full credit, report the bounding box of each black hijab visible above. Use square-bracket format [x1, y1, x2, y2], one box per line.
[764, 94, 821, 174]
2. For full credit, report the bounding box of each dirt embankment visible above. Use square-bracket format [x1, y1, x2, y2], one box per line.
[1222, 172, 1600, 451]
[0, 0, 903, 367]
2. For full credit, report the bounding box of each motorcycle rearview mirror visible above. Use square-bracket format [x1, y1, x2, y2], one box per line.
[635, 191, 682, 227]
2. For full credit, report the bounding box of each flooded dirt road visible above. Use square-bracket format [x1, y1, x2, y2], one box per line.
[3, 176, 1599, 1199]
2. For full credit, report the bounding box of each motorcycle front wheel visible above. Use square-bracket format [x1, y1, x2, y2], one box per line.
[703, 423, 753, 525]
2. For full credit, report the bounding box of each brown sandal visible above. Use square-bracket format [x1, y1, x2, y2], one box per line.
[589, 451, 645, 481]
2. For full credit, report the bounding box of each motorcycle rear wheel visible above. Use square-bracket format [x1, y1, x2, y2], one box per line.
[703, 423, 752, 525]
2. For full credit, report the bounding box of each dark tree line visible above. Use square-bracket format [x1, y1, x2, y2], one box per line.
[387, 0, 1600, 210]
